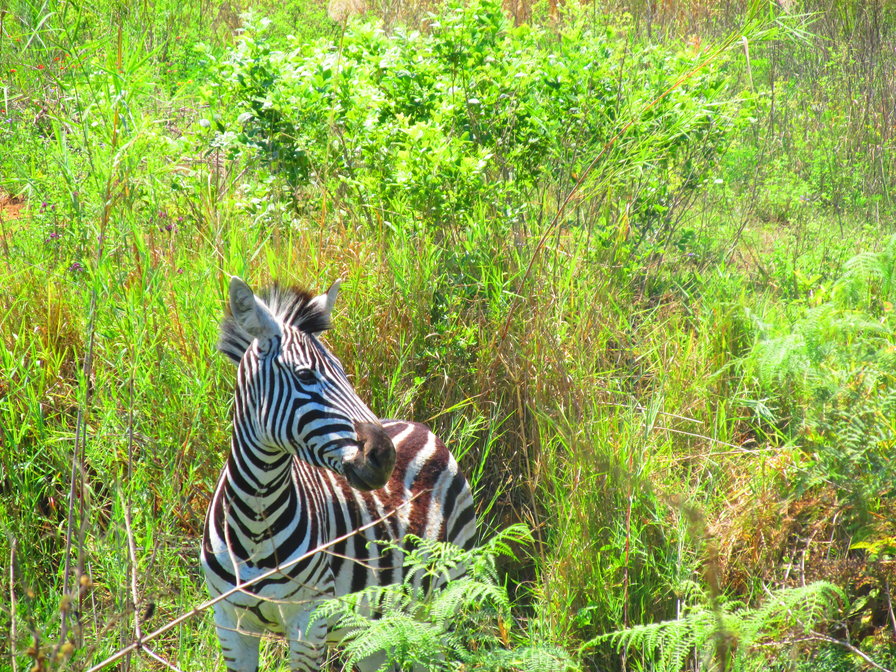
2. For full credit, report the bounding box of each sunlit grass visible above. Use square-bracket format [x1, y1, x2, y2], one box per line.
[2, 0, 896, 671]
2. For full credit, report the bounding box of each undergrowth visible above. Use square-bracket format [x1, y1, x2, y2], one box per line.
[311, 525, 580, 671]
[1, 0, 895, 670]
[592, 581, 844, 672]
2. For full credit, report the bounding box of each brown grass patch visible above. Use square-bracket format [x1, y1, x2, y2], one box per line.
[713, 470, 896, 640]
[0, 191, 26, 221]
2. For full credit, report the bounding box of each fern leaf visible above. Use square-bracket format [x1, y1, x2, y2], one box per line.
[589, 581, 844, 671]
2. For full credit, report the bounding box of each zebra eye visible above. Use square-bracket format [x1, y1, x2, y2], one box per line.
[295, 368, 318, 385]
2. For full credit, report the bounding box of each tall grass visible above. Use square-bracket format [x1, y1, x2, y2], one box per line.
[2, 0, 896, 670]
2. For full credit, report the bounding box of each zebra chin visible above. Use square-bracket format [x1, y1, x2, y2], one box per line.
[342, 421, 397, 491]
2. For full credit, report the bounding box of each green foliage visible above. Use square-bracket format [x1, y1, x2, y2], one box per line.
[744, 237, 896, 526]
[311, 525, 580, 671]
[204, 0, 739, 251]
[590, 582, 844, 672]
[4, 1, 896, 670]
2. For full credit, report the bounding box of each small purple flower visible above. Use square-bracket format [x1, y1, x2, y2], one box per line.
[46, 232, 60, 242]
[41, 201, 48, 209]
[176, 267, 184, 274]
[69, 261, 84, 273]
[164, 223, 176, 232]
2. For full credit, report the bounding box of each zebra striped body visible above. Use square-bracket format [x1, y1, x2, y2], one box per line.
[201, 278, 476, 672]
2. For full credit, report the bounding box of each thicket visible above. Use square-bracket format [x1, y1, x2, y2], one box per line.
[202, 2, 734, 249]
[1, 0, 896, 670]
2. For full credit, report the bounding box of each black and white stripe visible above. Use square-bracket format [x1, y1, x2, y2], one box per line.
[201, 278, 476, 672]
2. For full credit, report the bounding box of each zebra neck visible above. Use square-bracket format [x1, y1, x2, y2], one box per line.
[221, 435, 304, 543]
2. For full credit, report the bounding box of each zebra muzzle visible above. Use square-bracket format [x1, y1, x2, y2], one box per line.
[343, 422, 397, 491]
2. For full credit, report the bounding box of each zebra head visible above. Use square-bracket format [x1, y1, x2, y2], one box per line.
[219, 276, 396, 491]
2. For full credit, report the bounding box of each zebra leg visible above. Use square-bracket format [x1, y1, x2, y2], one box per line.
[355, 651, 428, 672]
[213, 606, 261, 672]
[354, 651, 394, 672]
[286, 612, 327, 672]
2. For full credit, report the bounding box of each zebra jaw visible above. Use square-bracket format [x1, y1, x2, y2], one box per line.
[342, 421, 397, 490]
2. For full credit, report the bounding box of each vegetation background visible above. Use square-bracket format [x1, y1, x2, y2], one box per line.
[1, 0, 896, 669]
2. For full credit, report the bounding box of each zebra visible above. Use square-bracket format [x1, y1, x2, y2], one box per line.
[201, 276, 477, 672]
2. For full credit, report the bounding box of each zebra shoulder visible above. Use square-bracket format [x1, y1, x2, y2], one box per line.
[380, 420, 455, 471]
[380, 419, 476, 548]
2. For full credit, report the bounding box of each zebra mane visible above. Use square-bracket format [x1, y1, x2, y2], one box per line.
[218, 283, 332, 365]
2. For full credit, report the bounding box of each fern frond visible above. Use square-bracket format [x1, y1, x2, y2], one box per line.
[738, 581, 844, 641]
[472, 645, 581, 671]
[341, 613, 448, 671]
[309, 524, 576, 669]
[833, 236, 896, 307]
[429, 577, 511, 629]
[588, 581, 844, 672]
[842, 250, 885, 280]
[309, 584, 412, 627]
[587, 608, 715, 672]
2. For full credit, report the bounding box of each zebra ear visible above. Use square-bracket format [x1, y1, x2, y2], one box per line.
[307, 279, 343, 333]
[229, 276, 281, 342]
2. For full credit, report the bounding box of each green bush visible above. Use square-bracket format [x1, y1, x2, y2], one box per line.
[203, 0, 739, 251]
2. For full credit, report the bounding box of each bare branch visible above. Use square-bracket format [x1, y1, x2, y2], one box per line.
[8, 534, 17, 672]
[808, 632, 893, 672]
[757, 633, 893, 672]
[142, 646, 188, 672]
[121, 490, 144, 664]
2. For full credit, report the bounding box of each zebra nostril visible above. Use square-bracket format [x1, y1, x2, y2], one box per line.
[359, 433, 372, 456]
[363, 439, 378, 465]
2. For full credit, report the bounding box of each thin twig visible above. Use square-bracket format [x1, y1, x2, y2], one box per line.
[321, 549, 383, 572]
[121, 490, 143, 668]
[651, 424, 757, 453]
[60, 23, 124, 649]
[142, 646, 187, 672]
[85, 492, 425, 672]
[886, 579, 896, 641]
[59, 291, 97, 650]
[661, 447, 778, 463]
[8, 534, 17, 672]
[742, 36, 754, 92]
[123, 370, 140, 672]
[758, 633, 894, 672]
[595, 400, 703, 425]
